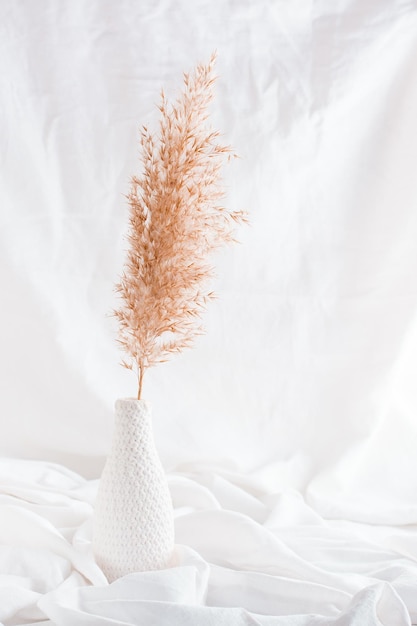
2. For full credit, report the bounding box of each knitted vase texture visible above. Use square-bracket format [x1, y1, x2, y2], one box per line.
[92, 398, 175, 582]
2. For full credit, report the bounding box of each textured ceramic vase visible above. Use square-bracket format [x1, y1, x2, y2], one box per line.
[92, 398, 175, 582]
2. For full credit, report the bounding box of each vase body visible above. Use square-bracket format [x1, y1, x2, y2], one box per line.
[92, 398, 175, 582]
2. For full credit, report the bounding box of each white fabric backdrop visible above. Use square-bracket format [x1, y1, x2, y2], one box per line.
[1, 0, 417, 624]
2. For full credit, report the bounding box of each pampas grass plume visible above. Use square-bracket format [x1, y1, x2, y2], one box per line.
[115, 53, 247, 399]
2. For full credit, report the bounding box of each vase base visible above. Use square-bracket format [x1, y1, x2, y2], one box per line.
[97, 545, 178, 583]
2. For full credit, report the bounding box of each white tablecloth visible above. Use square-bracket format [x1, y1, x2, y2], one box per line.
[0, 458, 415, 625]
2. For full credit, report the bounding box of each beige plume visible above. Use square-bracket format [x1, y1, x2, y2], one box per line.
[115, 53, 247, 399]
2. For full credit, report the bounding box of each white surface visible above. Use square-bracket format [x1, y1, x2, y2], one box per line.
[1, 0, 417, 624]
[0, 458, 416, 626]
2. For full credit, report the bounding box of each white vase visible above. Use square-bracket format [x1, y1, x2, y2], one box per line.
[92, 398, 175, 582]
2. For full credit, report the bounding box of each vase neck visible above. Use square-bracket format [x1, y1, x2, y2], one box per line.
[113, 398, 152, 441]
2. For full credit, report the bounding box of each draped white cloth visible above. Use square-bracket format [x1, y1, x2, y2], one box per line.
[0, 458, 416, 626]
[1, 0, 417, 623]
